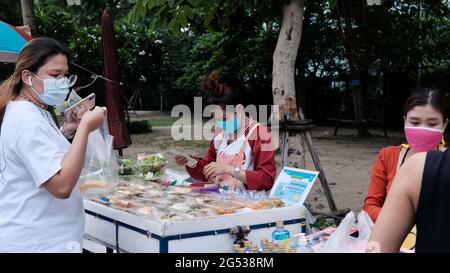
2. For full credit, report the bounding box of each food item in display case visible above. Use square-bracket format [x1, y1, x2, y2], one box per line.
[117, 157, 137, 176]
[137, 153, 166, 174]
[246, 198, 285, 210]
[204, 203, 239, 215]
[128, 181, 165, 191]
[157, 211, 181, 221]
[103, 194, 124, 202]
[115, 189, 140, 198]
[136, 206, 154, 216]
[194, 195, 215, 204]
[98, 192, 132, 203]
[223, 206, 243, 214]
[170, 186, 192, 194]
[112, 200, 137, 209]
[135, 204, 180, 221]
[148, 196, 173, 206]
[170, 203, 192, 213]
[185, 208, 216, 219]
[80, 180, 108, 192]
[229, 199, 248, 208]
[139, 190, 163, 198]
[86, 182, 290, 222]
[269, 198, 285, 207]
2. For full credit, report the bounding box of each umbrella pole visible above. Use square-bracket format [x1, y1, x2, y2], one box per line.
[118, 149, 123, 157]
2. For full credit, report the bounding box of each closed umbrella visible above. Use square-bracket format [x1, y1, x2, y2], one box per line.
[100, 9, 132, 154]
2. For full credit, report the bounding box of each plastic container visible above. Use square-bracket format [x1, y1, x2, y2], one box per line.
[116, 156, 137, 176]
[137, 153, 167, 175]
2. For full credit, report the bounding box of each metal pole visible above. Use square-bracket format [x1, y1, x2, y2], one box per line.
[299, 108, 338, 212]
[160, 89, 163, 112]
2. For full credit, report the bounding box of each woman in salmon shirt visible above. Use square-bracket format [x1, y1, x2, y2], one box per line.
[364, 88, 448, 223]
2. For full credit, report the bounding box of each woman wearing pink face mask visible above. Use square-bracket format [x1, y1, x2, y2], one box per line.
[363, 88, 448, 223]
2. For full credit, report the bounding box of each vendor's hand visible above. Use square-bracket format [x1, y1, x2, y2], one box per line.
[79, 106, 106, 133]
[175, 155, 188, 166]
[62, 110, 81, 136]
[203, 162, 233, 181]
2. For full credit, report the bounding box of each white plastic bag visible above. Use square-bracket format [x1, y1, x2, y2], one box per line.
[321, 211, 374, 253]
[78, 117, 119, 194]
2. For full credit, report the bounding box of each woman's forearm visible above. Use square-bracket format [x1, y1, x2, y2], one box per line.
[43, 125, 90, 198]
[60, 125, 90, 184]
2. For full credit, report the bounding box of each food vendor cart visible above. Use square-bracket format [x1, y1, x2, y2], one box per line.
[83, 199, 307, 253]
[81, 161, 315, 253]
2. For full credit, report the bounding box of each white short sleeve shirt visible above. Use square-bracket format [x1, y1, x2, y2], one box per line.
[0, 101, 84, 253]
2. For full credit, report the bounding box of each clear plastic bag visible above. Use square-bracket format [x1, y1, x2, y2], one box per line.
[79, 117, 119, 195]
[321, 211, 374, 253]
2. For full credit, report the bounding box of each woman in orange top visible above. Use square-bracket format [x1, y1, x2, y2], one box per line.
[363, 88, 448, 223]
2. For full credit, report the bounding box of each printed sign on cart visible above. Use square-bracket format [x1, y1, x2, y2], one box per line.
[269, 167, 319, 206]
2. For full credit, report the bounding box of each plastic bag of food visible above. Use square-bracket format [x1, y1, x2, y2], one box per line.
[321, 211, 374, 253]
[79, 117, 119, 194]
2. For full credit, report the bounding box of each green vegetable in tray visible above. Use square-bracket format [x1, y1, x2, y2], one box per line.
[118, 165, 133, 175]
[138, 155, 166, 174]
[117, 157, 137, 175]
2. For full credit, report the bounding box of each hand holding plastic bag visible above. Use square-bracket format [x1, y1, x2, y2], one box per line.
[78, 115, 119, 194]
[321, 211, 374, 253]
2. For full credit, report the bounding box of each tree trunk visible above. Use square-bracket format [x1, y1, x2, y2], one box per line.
[272, 0, 304, 122]
[272, 0, 306, 168]
[20, 0, 37, 36]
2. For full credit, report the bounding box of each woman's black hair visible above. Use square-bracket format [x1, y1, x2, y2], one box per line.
[201, 69, 246, 107]
[22, 37, 70, 73]
[0, 37, 70, 126]
[404, 88, 449, 121]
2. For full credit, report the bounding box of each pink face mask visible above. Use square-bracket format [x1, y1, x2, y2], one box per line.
[404, 127, 444, 152]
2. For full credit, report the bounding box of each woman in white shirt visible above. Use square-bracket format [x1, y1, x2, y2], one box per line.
[0, 37, 105, 252]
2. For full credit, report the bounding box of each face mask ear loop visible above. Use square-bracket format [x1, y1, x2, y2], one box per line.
[27, 76, 41, 97]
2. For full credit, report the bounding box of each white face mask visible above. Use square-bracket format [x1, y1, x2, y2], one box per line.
[28, 73, 77, 106]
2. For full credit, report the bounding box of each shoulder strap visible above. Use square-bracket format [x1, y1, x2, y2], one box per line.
[238, 122, 261, 155]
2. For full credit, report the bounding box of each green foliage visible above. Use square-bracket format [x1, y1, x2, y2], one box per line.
[300, 1, 347, 78]
[176, 26, 276, 104]
[129, 0, 279, 34]
[31, 0, 195, 109]
[2, 0, 450, 114]
[0, 1, 22, 26]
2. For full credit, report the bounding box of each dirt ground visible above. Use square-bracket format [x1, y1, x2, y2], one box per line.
[122, 111, 405, 214]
